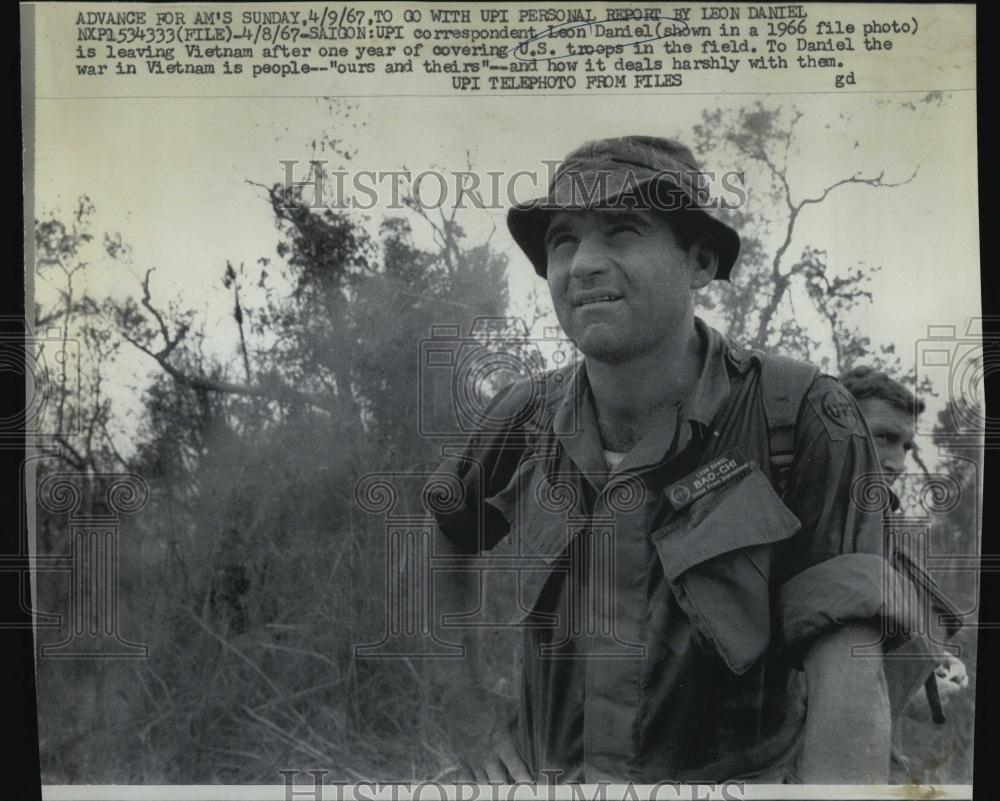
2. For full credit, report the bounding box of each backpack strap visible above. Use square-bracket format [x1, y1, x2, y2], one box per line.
[758, 353, 820, 494]
[924, 672, 946, 724]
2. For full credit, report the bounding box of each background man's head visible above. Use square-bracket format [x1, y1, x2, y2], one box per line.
[506, 137, 741, 363]
[841, 366, 925, 483]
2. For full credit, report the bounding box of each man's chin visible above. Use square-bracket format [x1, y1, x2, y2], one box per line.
[575, 327, 634, 364]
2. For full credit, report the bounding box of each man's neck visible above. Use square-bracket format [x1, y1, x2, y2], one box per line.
[585, 322, 704, 450]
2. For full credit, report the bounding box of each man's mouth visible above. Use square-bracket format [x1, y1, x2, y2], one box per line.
[573, 291, 624, 307]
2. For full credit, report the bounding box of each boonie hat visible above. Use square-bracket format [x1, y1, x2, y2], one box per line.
[507, 135, 741, 280]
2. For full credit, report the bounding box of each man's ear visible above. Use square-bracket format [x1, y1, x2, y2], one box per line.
[689, 239, 719, 288]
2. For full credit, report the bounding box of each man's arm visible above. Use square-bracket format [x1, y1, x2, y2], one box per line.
[798, 622, 892, 783]
[429, 378, 538, 781]
[777, 378, 903, 782]
[434, 526, 530, 783]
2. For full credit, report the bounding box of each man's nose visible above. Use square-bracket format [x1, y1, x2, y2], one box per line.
[882, 447, 906, 478]
[569, 235, 610, 279]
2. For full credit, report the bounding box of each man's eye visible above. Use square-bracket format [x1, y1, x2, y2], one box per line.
[546, 234, 576, 251]
[609, 224, 640, 236]
[874, 434, 891, 443]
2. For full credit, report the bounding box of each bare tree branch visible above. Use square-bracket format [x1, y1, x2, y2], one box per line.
[796, 166, 919, 210]
[100, 420, 132, 471]
[752, 163, 918, 347]
[756, 147, 795, 215]
[54, 434, 87, 471]
[117, 274, 341, 414]
[120, 324, 329, 407]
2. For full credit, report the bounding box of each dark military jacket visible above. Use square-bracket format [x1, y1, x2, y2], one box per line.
[433, 320, 934, 782]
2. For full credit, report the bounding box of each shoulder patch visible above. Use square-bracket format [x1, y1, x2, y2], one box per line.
[807, 379, 868, 441]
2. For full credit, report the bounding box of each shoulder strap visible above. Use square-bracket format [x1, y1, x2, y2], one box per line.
[758, 353, 820, 493]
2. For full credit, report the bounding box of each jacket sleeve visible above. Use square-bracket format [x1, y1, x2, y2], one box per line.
[428, 378, 537, 553]
[775, 377, 926, 656]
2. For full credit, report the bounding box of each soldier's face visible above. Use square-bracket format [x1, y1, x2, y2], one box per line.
[857, 397, 916, 484]
[543, 208, 712, 363]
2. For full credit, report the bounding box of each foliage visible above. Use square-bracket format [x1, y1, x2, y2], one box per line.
[693, 102, 916, 378]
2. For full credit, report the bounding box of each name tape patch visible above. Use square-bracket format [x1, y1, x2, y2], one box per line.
[664, 447, 753, 510]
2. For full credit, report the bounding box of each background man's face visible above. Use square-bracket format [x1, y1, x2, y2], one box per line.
[543, 208, 698, 363]
[857, 397, 916, 483]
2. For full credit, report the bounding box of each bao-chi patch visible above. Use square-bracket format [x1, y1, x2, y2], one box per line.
[663, 447, 753, 510]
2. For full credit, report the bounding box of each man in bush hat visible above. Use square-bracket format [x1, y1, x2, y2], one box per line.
[432, 136, 916, 784]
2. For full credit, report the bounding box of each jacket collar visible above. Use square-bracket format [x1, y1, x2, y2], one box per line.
[551, 318, 733, 482]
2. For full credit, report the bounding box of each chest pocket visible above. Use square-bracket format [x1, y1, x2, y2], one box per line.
[652, 467, 801, 674]
[485, 454, 578, 624]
